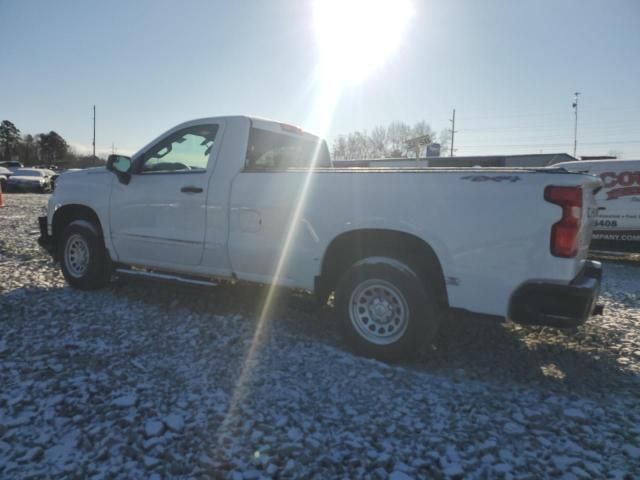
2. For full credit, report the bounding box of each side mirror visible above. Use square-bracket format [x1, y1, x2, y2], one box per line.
[106, 154, 132, 185]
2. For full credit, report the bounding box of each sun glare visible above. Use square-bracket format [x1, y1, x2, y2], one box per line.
[218, 1, 414, 441]
[313, 0, 414, 83]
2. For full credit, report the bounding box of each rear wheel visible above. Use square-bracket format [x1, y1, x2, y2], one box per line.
[335, 257, 442, 361]
[58, 220, 110, 290]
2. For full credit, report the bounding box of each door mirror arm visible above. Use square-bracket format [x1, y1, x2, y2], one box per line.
[106, 154, 132, 185]
[116, 170, 132, 185]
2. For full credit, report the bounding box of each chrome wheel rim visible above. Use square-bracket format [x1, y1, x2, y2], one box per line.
[349, 279, 409, 345]
[64, 234, 90, 278]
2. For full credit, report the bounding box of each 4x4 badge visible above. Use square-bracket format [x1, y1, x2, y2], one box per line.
[461, 175, 521, 183]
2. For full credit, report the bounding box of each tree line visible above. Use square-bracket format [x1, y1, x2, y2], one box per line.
[0, 120, 105, 169]
[332, 121, 451, 160]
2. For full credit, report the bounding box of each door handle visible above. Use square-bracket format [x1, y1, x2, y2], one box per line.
[181, 186, 203, 194]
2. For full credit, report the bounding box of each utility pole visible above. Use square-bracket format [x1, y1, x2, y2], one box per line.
[92, 105, 96, 159]
[572, 92, 580, 158]
[449, 108, 456, 157]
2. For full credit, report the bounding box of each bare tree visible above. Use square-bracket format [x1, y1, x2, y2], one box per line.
[439, 129, 451, 157]
[332, 135, 348, 161]
[370, 126, 386, 158]
[411, 121, 432, 139]
[334, 120, 437, 160]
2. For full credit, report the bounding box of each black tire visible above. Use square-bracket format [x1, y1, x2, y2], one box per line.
[335, 257, 442, 361]
[58, 220, 110, 290]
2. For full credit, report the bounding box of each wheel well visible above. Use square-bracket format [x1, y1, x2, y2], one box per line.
[317, 229, 448, 307]
[52, 205, 104, 245]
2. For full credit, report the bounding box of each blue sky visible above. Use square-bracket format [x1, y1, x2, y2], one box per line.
[1, 0, 639, 158]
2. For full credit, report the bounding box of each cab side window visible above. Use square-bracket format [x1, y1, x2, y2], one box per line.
[245, 127, 331, 170]
[140, 124, 219, 173]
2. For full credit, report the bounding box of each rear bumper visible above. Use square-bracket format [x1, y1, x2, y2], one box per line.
[37, 215, 56, 257]
[509, 260, 602, 328]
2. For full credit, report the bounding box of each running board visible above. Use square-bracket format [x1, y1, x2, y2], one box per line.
[115, 268, 219, 288]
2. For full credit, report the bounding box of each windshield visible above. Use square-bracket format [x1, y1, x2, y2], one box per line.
[14, 169, 44, 177]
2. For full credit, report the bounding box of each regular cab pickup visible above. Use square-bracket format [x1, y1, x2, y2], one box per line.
[39, 116, 603, 359]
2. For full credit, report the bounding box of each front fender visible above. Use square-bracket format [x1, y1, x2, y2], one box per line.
[48, 170, 114, 253]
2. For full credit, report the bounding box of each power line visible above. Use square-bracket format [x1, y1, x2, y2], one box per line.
[458, 112, 571, 121]
[457, 131, 640, 142]
[459, 124, 640, 133]
[457, 139, 640, 148]
[455, 105, 640, 121]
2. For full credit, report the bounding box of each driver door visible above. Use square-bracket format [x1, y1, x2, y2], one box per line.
[109, 123, 221, 268]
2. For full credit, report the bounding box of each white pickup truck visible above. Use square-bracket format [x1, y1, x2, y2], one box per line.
[39, 116, 603, 359]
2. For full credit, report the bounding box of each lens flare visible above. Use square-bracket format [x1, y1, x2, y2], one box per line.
[215, 78, 340, 444]
[214, 0, 414, 451]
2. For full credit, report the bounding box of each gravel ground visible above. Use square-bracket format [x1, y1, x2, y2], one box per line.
[1, 193, 639, 479]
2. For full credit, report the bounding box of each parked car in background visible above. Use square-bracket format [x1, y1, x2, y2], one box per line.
[0, 166, 12, 190]
[556, 159, 640, 254]
[7, 168, 55, 193]
[0, 160, 24, 172]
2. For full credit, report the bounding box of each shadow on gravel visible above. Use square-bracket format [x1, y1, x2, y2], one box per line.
[415, 312, 639, 396]
[107, 275, 640, 396]
[5, 273, 636, 398]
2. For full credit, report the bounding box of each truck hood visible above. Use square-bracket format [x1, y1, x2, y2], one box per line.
[54, 166, 111, 193]
[61, 166, 107, 176]
[57, 167, 109, 182]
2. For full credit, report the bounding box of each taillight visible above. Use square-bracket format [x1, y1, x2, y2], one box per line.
[544, 186, 583, 258]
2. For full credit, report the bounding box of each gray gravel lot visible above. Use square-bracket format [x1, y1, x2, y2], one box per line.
[1, 193, 639, 479]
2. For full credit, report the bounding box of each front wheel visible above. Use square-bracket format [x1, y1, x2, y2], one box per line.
[58, 220, 110, 290]
[335, 257, 442, 361]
